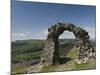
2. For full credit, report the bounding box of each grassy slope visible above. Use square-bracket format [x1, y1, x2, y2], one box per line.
[11, 40, 46, 74]
[11, 40, 46, 63]
[41, 48, 96, 72]
[11, 64, 30, 74]
[11, 39, 96, 74]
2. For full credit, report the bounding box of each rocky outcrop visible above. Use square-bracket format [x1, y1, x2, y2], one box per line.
[27, 63, 43, 73]
[40, 23, 95, 65]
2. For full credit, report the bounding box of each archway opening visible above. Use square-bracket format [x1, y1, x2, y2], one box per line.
[58, 31, 75, 64]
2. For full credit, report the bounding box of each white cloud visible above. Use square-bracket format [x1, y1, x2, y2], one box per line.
[12, 32, 31, 37]
[12, 32, 33, 41]
[12, 33, 25, 36]
[12, 27, 95, 41]
[59, 31, 75, 39]
[84, 27, 95, 39]
[35, 29, 48, 37]
[42, 29, 48, 36]
[12, 29, 48, 41]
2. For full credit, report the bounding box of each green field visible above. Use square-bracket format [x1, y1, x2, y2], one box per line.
[11, 39, 96, 74]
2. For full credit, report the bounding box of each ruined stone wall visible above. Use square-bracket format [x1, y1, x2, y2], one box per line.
[40, 23, 95, 66]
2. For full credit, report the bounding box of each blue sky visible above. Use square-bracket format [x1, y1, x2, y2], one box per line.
[11, 0, 96, 41]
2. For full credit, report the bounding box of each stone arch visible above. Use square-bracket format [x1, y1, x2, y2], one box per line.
[40, 23, 95, 66]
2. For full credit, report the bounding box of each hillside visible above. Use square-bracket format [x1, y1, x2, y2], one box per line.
[11, 39, 96, 74]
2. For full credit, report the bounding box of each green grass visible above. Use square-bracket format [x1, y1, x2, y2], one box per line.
[11, 39, 96, 74]
[11, 40, 45, 74]
[11, 40, 45, 63]
[13, 51, 41, 62]
[41, 65, 59, 72]
[74, 60, 96, 70]
[11, 64, 30, 74]
[12, 47, 96, 74]
[40, 48, 96, 72]
[67, 48, 96, 70]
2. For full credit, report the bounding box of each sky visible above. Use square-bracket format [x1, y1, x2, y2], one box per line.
[11, 0, 96, 41]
